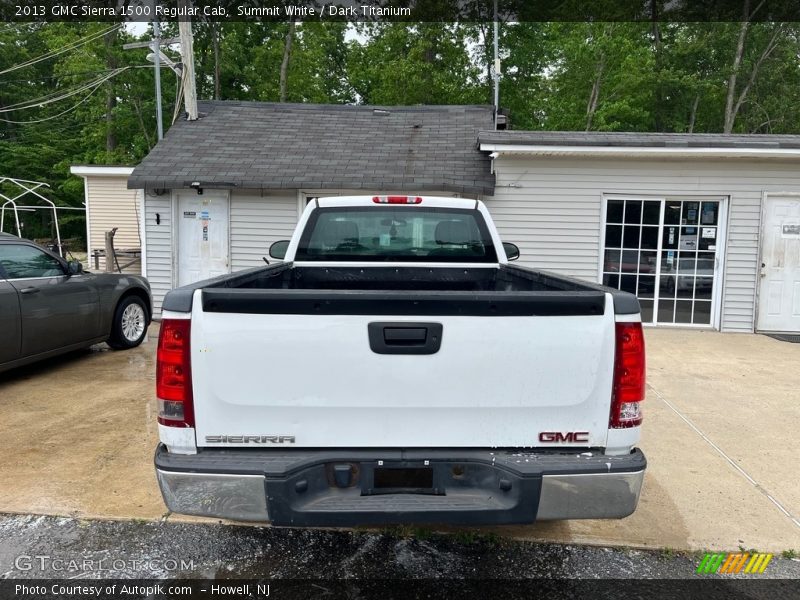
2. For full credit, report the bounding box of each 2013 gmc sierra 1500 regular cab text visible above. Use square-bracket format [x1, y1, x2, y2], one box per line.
[154, 196, 646, 526]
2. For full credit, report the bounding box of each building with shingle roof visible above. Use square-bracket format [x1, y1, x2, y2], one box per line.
[129, 101, 494, 195]
[123, 101, 800, 334]
[128, 101, 495, 313]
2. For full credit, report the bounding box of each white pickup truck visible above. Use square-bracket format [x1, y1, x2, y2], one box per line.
[154, 196, 646, 526]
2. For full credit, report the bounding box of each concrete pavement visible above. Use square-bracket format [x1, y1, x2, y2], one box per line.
[0, 326, 798, 552]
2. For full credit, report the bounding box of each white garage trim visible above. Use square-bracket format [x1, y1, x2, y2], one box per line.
[481, 144, 800, 160]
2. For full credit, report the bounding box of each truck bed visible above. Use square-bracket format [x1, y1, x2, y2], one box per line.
[164, 263, 639, 317]
[234, 264, 586, 292]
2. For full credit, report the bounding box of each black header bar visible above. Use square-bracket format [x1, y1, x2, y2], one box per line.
[4, 0, 800, 23]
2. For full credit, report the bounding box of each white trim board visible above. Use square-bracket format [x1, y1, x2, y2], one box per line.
[481, 144, 800, 160]
[69, 166, 134, 177]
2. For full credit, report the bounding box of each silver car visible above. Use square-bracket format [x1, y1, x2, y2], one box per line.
[0, 233, 152, 373]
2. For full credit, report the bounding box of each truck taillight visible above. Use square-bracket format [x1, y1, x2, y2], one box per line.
[156, 319, 194, 427]
[372, 195, 423, 204]
[610, 322, 645, 428]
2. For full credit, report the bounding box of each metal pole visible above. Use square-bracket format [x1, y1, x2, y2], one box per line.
[493, 0, 499, 129]
[153, 17, 164, 140]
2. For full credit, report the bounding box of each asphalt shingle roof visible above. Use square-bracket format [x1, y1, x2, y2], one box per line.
[128, 101, 496, 196]
[478, 130, 800, 149]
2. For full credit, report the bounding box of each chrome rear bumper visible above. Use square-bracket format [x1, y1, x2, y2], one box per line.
[155, 446, 645, 525]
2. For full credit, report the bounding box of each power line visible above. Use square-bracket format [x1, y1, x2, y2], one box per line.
[0, 121, 93, 141]
[0, 68, 127, 112]
[0, 65, 152, 113]
[0, 24, 122, 76]
[0, 71, 119, 124]
[0, 65, 153, 84]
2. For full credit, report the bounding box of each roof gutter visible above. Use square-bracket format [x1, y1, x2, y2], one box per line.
[479, 143, 800, 160]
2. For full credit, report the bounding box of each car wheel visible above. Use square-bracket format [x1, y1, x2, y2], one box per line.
[108, 296, 148, 350]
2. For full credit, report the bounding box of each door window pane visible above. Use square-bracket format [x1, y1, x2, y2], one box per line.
[698, 229, 717, 251]
[603, 273, 620, 289]
[642, 201, 660, 225]
[682, 202, 700, 225]
[697, 253, 715, 277]
[638, 275, 655, 299]
[679, 227, 699, 251]
[606, 200, 624, 223]
[700, 202, 718, 226]
[623, 226, 640, 248]
[664, 202, 682, 225]
[661, 250, 677, 274]
[639, 251, 657, 273]
[605, 224, 622, 248]
[660, 275, 676, 299]
[641, 226, 659, 250]
[0, 244, 64, 279]
[604, 249, 621, 272]
[662, 226, 679, 249]
[624, 200, 642, 224]
[658, 300, 675, 322]
[693, 301, 712, 324]
[620, 274, 637, 294]
[675, 300, 693, 323]
[695, 277, 713, 300]
[677, 276, 695, 298]
[678, 252, 697, 274]
[621, 250, 639, 273]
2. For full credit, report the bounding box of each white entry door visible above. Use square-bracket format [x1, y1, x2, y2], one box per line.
[757, 195, 800, 332]
[177, 193, 229, 287]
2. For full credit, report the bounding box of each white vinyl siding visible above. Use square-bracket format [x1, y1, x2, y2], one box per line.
[485, 156, 800, 333]
[85, 176, 141, 274]
[230, 191, 298, 271]
[143, 194, 173, 316]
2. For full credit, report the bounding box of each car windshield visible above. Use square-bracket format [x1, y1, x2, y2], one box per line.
[295, 206, 498, 262]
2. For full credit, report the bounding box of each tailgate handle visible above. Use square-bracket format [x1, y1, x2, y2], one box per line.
[368, 322, 443, 355]
[384, 327, 427, 344]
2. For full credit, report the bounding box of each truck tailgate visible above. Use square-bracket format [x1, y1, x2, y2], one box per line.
[189, 292, 616, 449]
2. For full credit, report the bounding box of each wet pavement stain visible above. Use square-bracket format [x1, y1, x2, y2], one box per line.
[1, 515, 799, 580]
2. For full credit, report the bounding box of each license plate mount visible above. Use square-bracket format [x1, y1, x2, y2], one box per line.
[369, 466, 436, 495]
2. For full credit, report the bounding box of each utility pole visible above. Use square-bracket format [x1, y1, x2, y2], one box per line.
[152, 18, 164, 139]
[178, 0, 198, 121]
[123, 15, 180, 140]
[493, 0, 500, 129]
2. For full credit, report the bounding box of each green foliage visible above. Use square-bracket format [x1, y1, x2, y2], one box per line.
[348, 23, 484, 105]
[0, 22, 162, 242]
[2, 20, 800, 244]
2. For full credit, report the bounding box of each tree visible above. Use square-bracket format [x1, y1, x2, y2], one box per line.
[348, 23, 484, 105]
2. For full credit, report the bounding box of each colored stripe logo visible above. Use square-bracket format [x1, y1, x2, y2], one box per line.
[697, 552, 773, 574]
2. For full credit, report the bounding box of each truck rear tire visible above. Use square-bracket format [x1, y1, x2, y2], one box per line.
[108, 296, 148, 349]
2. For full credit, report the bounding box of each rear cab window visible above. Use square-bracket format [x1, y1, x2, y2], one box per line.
[295, 207, 498, 262]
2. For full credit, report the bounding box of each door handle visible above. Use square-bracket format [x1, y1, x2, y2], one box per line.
[368, 322, 443, 355]
[19, 287, 40, 295]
